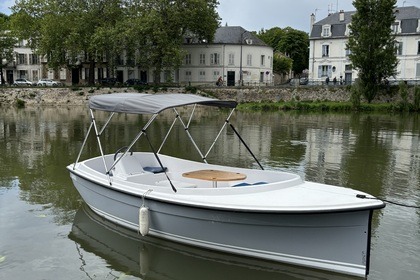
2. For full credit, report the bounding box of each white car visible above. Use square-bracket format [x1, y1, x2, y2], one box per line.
[37, 79, 61, 87]
[13, 78, 34, 86]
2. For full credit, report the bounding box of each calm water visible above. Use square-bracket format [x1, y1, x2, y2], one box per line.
[0, 106, 419, 280]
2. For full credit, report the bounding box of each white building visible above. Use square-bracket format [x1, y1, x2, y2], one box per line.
[309, 6, 420, 85]
[180, 26, 273, 86]
[3, 26, 273, 86]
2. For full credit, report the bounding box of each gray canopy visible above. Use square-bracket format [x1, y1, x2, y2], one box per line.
[89, 93, 237, 114]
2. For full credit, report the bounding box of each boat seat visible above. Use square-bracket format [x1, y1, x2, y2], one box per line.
[113, 154, 145, 177]
[232, 181, 267, 187]
[143, 166, 168, 174]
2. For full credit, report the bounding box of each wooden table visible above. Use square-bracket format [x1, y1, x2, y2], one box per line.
[182, 169, 247, 188]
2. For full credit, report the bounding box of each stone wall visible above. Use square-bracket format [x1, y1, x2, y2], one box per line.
[0, 85, 414, 106]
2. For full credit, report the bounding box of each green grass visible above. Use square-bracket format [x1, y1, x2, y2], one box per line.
[238, 101, 418, 113]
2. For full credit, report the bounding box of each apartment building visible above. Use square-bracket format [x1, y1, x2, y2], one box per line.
[309, 6, 420, 85]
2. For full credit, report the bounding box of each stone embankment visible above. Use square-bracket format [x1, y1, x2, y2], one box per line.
[0, 85, 411, 106]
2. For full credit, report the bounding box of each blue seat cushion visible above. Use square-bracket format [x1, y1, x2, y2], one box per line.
[143, 166, 168, 174]
[232, 181, 267, 187]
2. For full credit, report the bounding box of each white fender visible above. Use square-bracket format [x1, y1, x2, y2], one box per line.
[139, 206, 149, 236]
[139, 246, 149, 276]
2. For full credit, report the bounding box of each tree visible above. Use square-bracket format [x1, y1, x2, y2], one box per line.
[347, 0, 398, 103]
[11, 0, 125, 85]
[10, 0, 220, 85]
[0, 13, 16, 85]
[273, 52, 292, 75]
[257, 26, 308, 75]
[121, 0, 219, 83]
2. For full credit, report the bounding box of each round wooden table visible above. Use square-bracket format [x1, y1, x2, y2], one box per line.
[182, 169, 247, 188]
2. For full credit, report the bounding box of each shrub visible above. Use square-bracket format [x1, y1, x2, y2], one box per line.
[15, 98, 25, 108]
[414, 86, 420, 112]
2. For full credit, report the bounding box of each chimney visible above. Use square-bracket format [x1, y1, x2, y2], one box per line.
[339, 10, 345, 22]
[310, 13, 316, 32]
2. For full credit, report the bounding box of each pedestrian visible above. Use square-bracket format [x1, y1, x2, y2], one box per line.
[333, 77, 337, 85]
[325, 77, 330, 85]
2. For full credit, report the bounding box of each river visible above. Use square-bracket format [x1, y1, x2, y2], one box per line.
[0, 106, 419, 280]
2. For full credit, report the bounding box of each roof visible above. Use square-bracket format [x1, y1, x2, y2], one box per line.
[310, 6, 420, 38]
[213, 26, 267, 46]
[184, 26, 268, 46]
[89, 93, 237, 114]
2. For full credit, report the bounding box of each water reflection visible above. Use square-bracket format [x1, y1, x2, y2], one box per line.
[69, 204, 358, 280]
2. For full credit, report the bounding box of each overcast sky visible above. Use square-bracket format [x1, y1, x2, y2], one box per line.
[0, 0, 417, 32]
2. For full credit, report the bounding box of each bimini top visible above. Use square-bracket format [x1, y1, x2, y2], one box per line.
[89, 93, 237, 114]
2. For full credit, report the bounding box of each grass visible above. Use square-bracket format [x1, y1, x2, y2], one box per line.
[238, 101, 418, 113]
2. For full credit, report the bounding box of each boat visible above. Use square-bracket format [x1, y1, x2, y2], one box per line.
[69, 203, 359, 280]
[67, 93, 385, 278]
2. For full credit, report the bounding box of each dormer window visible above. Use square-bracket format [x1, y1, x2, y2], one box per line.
[391, 21, 401, 34]
[345, 24, 351, 36]
[322, 25, 331, 37]
[417, 19, 420, 33]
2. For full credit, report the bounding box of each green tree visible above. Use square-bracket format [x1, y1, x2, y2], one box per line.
[277, 27, 309, 75]
[121, 0, 219, 83]
[0, 13, 16, 85]
[273, 52, 292, 75]
[257, 26, 308, 75]
[347, 0, 398, 103]
[11, 0, 220, 85]
[11, 0, 124, 85]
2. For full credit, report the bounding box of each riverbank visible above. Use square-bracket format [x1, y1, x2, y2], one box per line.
[0, 85, 418, 112]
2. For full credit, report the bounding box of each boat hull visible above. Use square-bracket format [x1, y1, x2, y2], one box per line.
[69, 172, 374, 277]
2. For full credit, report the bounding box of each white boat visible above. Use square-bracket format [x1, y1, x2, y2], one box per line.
[67, 93, 385, 278]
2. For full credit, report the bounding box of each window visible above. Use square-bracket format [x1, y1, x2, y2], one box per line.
[228, 53, 234, 65]
[199, 53, 205, 65]
[345, 48, 351, 56]
[322, 45, 329, 57]
[417, 63, 420, 77]
[391, 22, 400, 34]
[210, 53, 220, 65]
[417, 41, 420, 55]
[213, 71, 220, 78]
[318, 65, 332, 77]
[185, 70, 192, 81]
[246, 54, 252, 66]
[261, 55, 265, 66]
[345, 64, 352, 71]
[30, 54, 39, 65]
[199, 71, 206, 80]
[19, 70, 27, 79]
[185, 53, 192, 65]
[396, 42, 403, 55]
[322, 25, 331, 37]
[17, 53, 27, 65]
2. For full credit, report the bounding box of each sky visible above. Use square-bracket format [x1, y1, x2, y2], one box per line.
[0, 0, 418, 32]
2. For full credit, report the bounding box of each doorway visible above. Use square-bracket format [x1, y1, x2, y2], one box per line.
[227, 71, 235, 86]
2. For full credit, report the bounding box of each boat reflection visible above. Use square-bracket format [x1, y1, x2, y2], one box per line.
[69, 204, 359, 280]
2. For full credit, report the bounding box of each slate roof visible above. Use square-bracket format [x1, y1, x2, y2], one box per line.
[213, 26, 267, 46]
[310, 6, 420, 38]
[184, 26, 268, 46]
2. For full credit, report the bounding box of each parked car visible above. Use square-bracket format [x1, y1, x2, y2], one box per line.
[299, 77, 309, 85]
[13, 78, 34, 86]
[124, 79, 148, 86]
[99, 78, 120, 86]
[37, 79, 61, 87]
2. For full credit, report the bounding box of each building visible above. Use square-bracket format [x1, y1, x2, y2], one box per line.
[180, 26, 273, 86]
[309, 6, 420, 85]
[2, 26, 273, 87]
